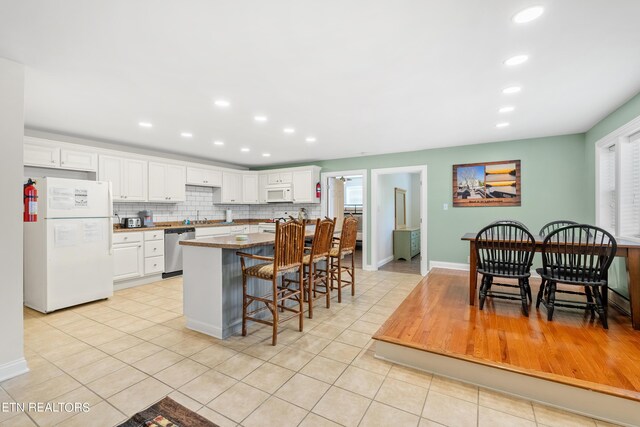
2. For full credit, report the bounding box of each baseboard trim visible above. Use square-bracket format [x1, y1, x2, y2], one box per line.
[428, 261, 540, 278]
[0, 357, 29, 382]
[429, 261, 469, 271]
[377, 255, 394, 268]
[114, 274, 164, 291]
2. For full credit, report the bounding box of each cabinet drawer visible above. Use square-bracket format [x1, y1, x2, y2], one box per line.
[144, 230, 164, 241]
[145, 240, 164, 257]
[144, 256, 164, 275]
[113, 232, 143, 244]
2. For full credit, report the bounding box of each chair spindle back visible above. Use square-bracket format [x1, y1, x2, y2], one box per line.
[538, 220, 578, 237]
[476, 223, 536, 277]
[274, 219, 305, 274]
[541, 225, 617, 285]
[339, 215, 359, 253]
[311, 217, 336, 258]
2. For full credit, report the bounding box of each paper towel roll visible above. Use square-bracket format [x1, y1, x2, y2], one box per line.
[225, 209, 232, 223]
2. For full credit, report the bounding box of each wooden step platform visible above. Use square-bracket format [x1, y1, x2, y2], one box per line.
[373, 268, 640, 425]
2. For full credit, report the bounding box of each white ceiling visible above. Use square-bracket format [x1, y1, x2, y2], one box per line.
[1, 1, 640, 167]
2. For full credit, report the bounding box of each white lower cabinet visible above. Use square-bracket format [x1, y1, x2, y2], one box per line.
[113, 231, 164, 282]
[113, 232, 144, 282]
[145, 257, 164, 275]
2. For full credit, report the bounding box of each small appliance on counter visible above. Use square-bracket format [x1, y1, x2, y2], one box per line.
[139, 210, 154, 227]
[121, 217, 142, 228]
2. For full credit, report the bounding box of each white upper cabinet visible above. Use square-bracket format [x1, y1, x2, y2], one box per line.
[148, 162, 186, 202]
[267, 172, 293, 185]
[221, 172, 242, 204]
[258, 173, 268, 204]
[186, 167, 222, 187]
[98, 155, 124, 199]
[24, 141, 60, 168]
[123, 159, 148, 202]
[98, 155, 148, 202]
[292, 167, 321, 203]
[24, 137, 97, 172]
[242, 174, 259, 204]
[60, 148, 98, 172]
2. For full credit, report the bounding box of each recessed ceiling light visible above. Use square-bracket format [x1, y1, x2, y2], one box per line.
[283, 128, 295, 134]
[241, 147, 250, 152]
[262, 153, 271, 157]
[502, 86, 522, 94]
[138, 122, 153, 128]
[305, 137, 317, 143]
[181, 132, 193, 138]
[213, 140, 224, 146]
[254, 116, 268, 122]
[499, 106, 515, 113]
[504, 55, 529, 66]
[513, 6, 544, 24]
[496, 122, 510, 128]
[214, 99, 230, 108]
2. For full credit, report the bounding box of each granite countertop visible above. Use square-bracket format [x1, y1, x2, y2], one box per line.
[113, 219, 271, 233]
[180, 230, 316, 250]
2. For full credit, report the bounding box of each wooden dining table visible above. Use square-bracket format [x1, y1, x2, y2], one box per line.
[461, 232, 640, 330]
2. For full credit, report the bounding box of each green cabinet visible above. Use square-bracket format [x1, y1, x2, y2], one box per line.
[393, 228, 421, 261]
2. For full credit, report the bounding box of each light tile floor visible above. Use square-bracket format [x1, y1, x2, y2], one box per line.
[1, 269, 617, 427]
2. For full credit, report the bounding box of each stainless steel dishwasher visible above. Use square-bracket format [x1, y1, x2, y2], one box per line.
[163, 227, 195, 278]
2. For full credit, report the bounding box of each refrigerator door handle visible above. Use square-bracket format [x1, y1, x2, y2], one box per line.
[108, 217, 113, 255]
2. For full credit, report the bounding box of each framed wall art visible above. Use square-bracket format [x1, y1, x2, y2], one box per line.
[452, 160, 521, 207]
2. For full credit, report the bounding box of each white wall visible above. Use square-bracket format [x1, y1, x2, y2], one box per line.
[0, 58, 28, 381]
[376, 172, 420, 265]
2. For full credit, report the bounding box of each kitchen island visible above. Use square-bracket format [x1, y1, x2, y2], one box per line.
[179, 231, 313, 339]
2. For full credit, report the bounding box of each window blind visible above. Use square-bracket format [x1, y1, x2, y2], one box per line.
[599, 144, 617, 234]
[619, 132, 640, 238]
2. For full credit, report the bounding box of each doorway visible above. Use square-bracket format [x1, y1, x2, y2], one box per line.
[371, 166, 428, 276]
[321, 170, 368, 270]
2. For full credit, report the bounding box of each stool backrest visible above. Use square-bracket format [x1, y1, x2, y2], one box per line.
[274, 219, 305, 274]
[311, 217, 336, 258]
[541, 225, 617, 284]
[539, 220, 577, 237]
[339, 215, 359, 253]
[475, 223, 536, 276]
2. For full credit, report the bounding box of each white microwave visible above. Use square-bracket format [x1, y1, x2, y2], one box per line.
[266, 185, 293, 203]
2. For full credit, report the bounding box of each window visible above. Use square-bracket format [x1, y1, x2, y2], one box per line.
[344, 176, 363, 206]
[598, 131, 640, 239]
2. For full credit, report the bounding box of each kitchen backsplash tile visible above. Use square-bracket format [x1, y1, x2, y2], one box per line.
[114, 185, 321, 222]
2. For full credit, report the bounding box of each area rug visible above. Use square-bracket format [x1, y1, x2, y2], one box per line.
[117, 397, 219, 427]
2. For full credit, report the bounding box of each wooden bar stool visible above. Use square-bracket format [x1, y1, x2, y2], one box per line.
[329, 215, 358, 303]
[302, 217, 336, 318]
[236, 219, 305, 345]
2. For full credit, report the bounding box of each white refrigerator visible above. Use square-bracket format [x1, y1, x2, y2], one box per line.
[24, 177, 114, 313]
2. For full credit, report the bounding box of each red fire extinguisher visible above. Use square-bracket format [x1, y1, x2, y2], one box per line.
[315, 182, 321, 199]
[24, 178, 38, 222]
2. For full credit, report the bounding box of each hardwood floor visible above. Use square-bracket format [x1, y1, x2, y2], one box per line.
[373, 268, 640, 402]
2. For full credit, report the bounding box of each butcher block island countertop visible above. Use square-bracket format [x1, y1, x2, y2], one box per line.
[179, 230, 316, 249]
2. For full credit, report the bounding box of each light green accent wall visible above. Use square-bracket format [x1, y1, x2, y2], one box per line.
[264, 134, 589, 266]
